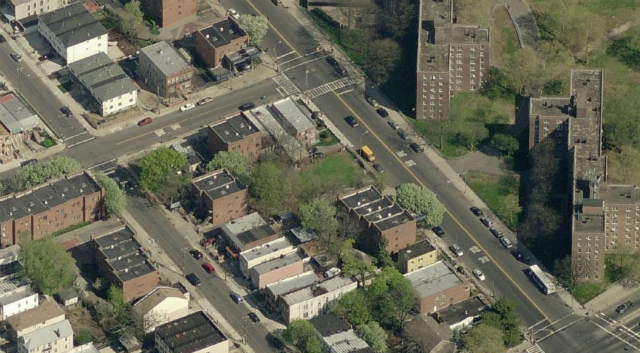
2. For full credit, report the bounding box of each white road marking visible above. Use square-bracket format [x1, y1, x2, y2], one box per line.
[155, 129, 165, 137]
[306, 77, 357, 99]
[404, 160, 416, 167]
[469, 246, 481, 254]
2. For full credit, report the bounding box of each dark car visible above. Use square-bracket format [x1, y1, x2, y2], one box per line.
[10, 53, 22, 62]
[372, 163, 384, 173]
[376, 108, 389, 118]
[480, 217, 492, 227]
[0, 35, 6, 43]
[239, 102, 256, 111]
[334, 64, 347, 76]
[432, 226, 445, 238]
[248, 312, 260, 323]
[189, 249, 203, 259]
[60, 106, 72, 117]
[616, 301, 634, 314]
[511, 250, 523, 261]
[345, 115, 359, 127]
[489, 228, 502, 238]
[398, 129, 409, 140]
[20, 159, 38, 167]
[230, 293, 244, 304]
[470, 206, 483, 217]
[326, 56, 339, 67]
[185, 273, 201, 287]
[410, 143, 424, 153]
[138, 117, 153, 126]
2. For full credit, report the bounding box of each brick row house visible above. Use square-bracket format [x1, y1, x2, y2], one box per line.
[191, 169, 249, 227]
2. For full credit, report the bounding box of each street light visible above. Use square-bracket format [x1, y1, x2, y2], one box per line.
[181, 247, 189, 276]
[305, 69, 310, 85]
[359, 130, 368, 148]
[274, 40, 282, 72]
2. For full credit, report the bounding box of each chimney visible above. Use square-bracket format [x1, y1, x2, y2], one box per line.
[220, 27, 224, 32]
[54, 329, 60, 338]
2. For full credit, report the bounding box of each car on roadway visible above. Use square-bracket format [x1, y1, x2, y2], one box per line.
[473, 269, 486, 281]
[376, 108, 389, 118]
[410, 143, 424, 153]
[20, 159, 38, 167]
[180, 103, 195, 112]
[228, 8, 239, 20]
[432, 226, 445, 238]
[616, 301, 633, 314]
[388, 121, 399, 130]
[450, 244, 463, 257]
[0, 35, 6, 43]
[10, 53, 22, 62]
[189, 249, 203, 259]
[239, 102, 256, 111]
[489, 228, 502, 238]
[345, 115, 359, 127]
[202, 263, 215, 274]
[367, 97, 379, 107]
[326, 56, 339, 66]
[197, 97, 213, 106]
[511, 250, 523, 261]
[372, 163, 384, 173]
[480, 217, 492, 227]
[499, 236, 513, 249]
[185, 273, 201, 287]
[398, 129, 409, 140]
[230, 293, 244, 304]
[138, 117, 153, 126]
[60, 106, 72, 117]
[470, 206, 483, 217]
[248, 312, 260, 323]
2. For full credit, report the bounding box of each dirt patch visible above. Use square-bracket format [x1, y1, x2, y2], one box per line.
[66, 306, 107, 344]
[492, 6, 519, 67]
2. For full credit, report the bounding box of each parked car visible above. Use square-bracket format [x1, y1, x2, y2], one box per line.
[197, 97, 213, 106]
[185, 273, 201, 287]
[326, 56, 339, 67]
[432, 226, 445, 238]
[60, 106, 72, 117]
[138, 117, 153, 126]
[20, 159, 38, 167]
[410, 143, 424, 153]
[388, 121, 399, 130]
[480, 217, 492, 227]
[489, 228, 502, 238]
[616, 301, 634, 314]
[376, 108, 389, 118]
[367, 97, 379, 107]
[499, 236, 513, 249]
[10, 53, 22, 62]
[248, 312, 260, 323]
[230, 293, 244, 304]
[473, 269, 486, 281]
[511, 250, 524, 261]
[345, 115, 359, 127]
[180, 103, 195, 112]
[189, 249, 203, 259]
[470, 206, 483, 217]
[202, 263, 215, 274]
[228, 8, 239, 20]
[0, 35, 6, 43]
[398, 129, 409, 140]
[450, 244, 463, 257]
[239, 102, 256, 111]
[333, 64, 347, 76]
[373, 163, 384, 173]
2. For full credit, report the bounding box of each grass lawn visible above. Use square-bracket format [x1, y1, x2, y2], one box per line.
[492, 6, 519, 66]
[466, 172, 521, 229]
[573, 282, 607, 304]
[307, 9, 367, 66]
[316, 129, 339, 146]
[301, 153, 362, 187]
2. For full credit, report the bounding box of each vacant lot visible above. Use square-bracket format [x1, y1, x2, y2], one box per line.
[466, 172, 521, 230]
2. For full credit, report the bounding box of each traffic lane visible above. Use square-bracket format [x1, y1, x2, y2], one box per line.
[540, 320, 633, 353]
[0, 47, 85, 139]
[126, 196, 277, 353]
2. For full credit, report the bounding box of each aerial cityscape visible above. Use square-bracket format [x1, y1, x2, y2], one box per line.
[0, 0, 638, 352]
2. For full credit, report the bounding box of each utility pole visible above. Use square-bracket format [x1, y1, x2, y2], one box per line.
[305, 69, 309, 85]
[181, 247, 188, 276]
[274, 40, 282, 72]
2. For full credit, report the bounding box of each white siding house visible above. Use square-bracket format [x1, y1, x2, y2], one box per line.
[280, 276, 357, 324]
[18, 319, 73, 353]
[133, 287, 189, 333]
[0, 277, 38, 320]
[239, 237, 296, 278]
[38, 2, 108, 64]
[7, 0, 67, 22]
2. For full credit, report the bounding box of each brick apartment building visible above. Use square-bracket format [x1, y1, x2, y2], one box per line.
[139, 0, 197, 28]
[0, 172, 103, 247]
[339, 186, 417, 254]
[220, 212, 279, 253]
[155, 311, 229, 353]
[207, 114, 262, 161]
[139, 41, 195, 99]
[405, 261, 470, 314]
[92, 225, 159, 302]
[416, 0, 490, 120]
[191, 169, 249, 227]
[195, 18, 248, 68]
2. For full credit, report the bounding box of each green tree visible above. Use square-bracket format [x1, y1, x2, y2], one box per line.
[14, 156, 82, 191]
[609, 146, 640, 185]
[119, 0, 144, 40]
[331, 290, 371, 327]
[340, 239, 376, 288]
[95, 173, 126, 217]
[462, 324, 506, 353]
[455, 123, 489, 151]
[282, 320, 318, 352]
[236, 14, 269, 47]
[299, 198, 338, 241]
[139, 147, 187, 193]
[377, 0, 416, 40]
[249, 161, 288, 215]
[491, 133, 519, 156]
[502, 47, 546, 96]
[75, 330, 94, 345]
[356, 321, 388, 353]
[481, 297, 521, 347]
[500, 194, 522, 226]
[19, 235, 75, 295]
[366, 39, 401, 86]
[107, 286, 131, 325]
[395, 183, 445, 226]
[603, 86, 640, 150]
[367, 267, 416, 330]
[206, 151, 250, 181]
[304, 336, 322, 353]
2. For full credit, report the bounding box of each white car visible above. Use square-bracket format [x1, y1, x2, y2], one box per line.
[228, 8, 239, 20]
[180, 103, 195, 112]
[473, 269, 486, 281]
[450, 244, 463, 257]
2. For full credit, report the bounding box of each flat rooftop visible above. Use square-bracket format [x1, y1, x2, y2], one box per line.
[266, 271, 320, 297]
[0, 93, 38, 134]
[573, 213, 605, 234]
[309, 314, 350, 337]
[399, 240, 436, 262]
[251, 252, 303, 276]
[38, 2, 108, 47]
[93, 226, 156, 282]
[242, 105, 308, 161]
[595, 184, 640, 205]
[529, 97, 572, 117]
[156, 311, 227, 353]
[192, 169, 246, 201]
[324, 330, 370, 353]
[68, 53, 137, 102]
[340, 186, 384, 209]
[240, 237, 293, 262]
[93, 226, 136, 249]
[446, 24, 490, 44]
[209, 114, 260, 144]
[140, 41, 192, 77]
[198, 18, 247, 49]
[272, 98, 315, 133]
[222, 212, 276, 249]
[282, 276, 356, 305]
[405, 261, 463, 299]
[435, 296, 487, 325]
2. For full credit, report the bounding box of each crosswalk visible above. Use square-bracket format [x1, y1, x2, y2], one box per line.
[273, 74, 301, 96]
[526, 344, 545, 353]
[305, 77, 357, 99]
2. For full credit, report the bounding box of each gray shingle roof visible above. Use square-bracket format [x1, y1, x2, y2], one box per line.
[68, 53, 138, 102]
[19, 319, 73, 351]
[140, 41, 192, 77]
[38, 2, 108, 47]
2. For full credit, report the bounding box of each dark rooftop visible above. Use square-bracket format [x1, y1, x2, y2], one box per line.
[198, 18, 247, 49]
[209, 114, 260, 144]
[0, 262, 22, 279]
[68, 53, 138, 102]
[434, 296, 487, 325]
[93, 226, 136, 249]
[93, 226, 157, 283]
[156, 311, 227, 353]
[340, 186, 384, 209]
[398, 240, 436, 262]
[309, 314, 350, 337]
[38, 2, 108, 48]
[529, 97, 572, 117]
[573, 213, 605, 234]
[192, 169, 246, 201]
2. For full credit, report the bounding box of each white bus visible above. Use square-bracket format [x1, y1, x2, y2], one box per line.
[528, 265, 556, 295]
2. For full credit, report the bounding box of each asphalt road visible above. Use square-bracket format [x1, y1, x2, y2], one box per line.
[126, 194, 278, 353]
[0, 42, 87, 141]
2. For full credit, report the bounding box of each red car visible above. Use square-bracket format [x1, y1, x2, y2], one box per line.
[138, 117, 152, 126]
[202, 263, 215, 274]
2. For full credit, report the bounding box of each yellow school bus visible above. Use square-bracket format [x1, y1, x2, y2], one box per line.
[360, 145, 375, 162]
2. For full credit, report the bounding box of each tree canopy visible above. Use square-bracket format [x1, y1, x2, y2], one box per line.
[367, 267, 416, 330]
[366, 39, 401, 86]
[356, 321, 388, 353]
[491, 133, 519, 156]
[95, 173, 126, 217]
[206, 151, 250, 181]
[118, 0, 144, 40]
[236, 15, 269, 47]
[330, 290, 371, 327]
[19, 235, 75, 295]
[282, 320, 322, 353]
[340, 239, 376, 288]
[249, 161, 288, 215]
[299, 198, 338, 240]
[481, 297, 521, 347]
[139, 147, 187, 193]
[462, 324, 506, 353]
[13, 156, 82, 191]
[395, 183, 445, 226]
